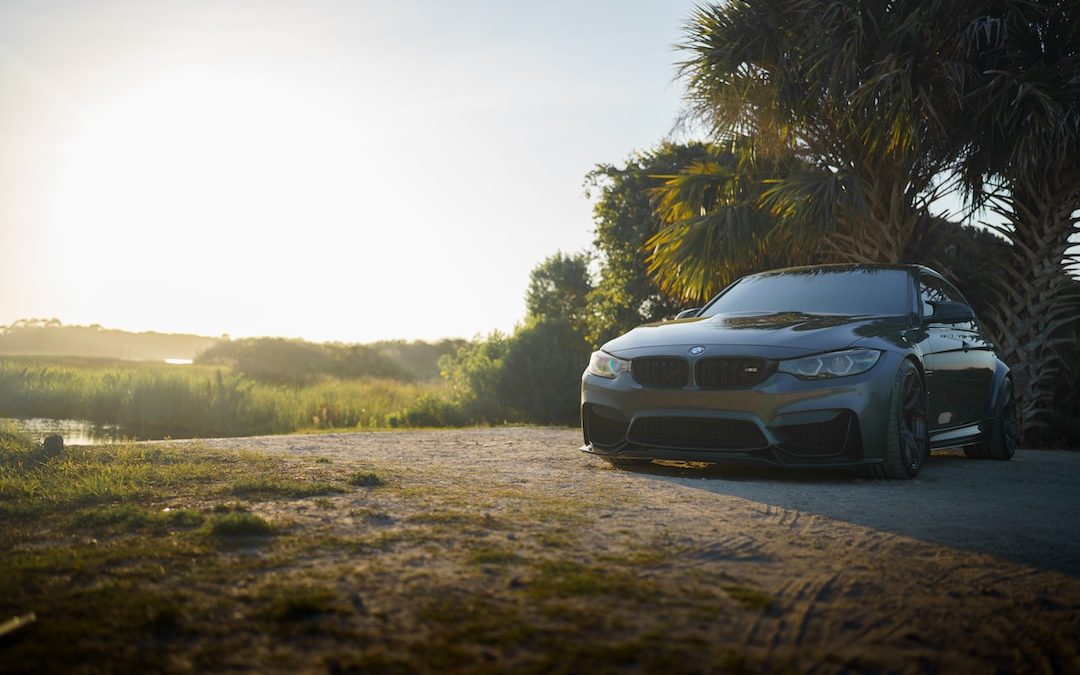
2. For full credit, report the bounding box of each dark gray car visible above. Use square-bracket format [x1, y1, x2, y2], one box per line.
[580, 264, 1017, 478]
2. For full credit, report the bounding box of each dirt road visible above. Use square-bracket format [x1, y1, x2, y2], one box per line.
[193, 428, 1080, 673]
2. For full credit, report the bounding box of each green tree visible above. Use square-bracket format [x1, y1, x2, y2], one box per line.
[499, 317, 592, 424]
[584, 142, 711, 343]
[509, 252, 594, 423]
[525, 251, 593, 333]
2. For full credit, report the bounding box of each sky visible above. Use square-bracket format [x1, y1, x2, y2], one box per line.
[0, 0, 704, 343]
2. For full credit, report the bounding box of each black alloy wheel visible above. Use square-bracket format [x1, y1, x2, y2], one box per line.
[899, 367, 928, 473]
[869, 360, 928, 479]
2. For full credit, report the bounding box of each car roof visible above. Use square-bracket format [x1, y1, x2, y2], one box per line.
[748, 263, 943, 277]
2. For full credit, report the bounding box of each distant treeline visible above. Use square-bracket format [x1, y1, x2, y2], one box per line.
[0, 319, 465, 385]
[196, 338, 466, 386]
[0, 319, 218, 362]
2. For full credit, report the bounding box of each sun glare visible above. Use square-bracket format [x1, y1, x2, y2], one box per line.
[43, 65, 379, 336]
[53, 67, 361, 242]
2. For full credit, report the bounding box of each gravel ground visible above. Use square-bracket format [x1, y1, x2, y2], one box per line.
[185, 427, 1080, 673]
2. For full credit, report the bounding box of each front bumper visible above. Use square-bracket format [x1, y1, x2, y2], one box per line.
[581, 351, 902, 468]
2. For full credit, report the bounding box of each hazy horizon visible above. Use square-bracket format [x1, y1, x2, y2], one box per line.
[1, 0, 702, 343]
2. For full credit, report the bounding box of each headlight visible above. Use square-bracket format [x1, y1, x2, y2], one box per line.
[778, 348, 881, 380]
[588, 350, 630, 379]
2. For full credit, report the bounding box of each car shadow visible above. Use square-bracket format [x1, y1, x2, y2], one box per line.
[611, 449, 1080, 576]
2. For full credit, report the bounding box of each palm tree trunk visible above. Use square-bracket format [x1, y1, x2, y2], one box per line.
[819, 174, 920, 264]
[981, 176, 1080, 439]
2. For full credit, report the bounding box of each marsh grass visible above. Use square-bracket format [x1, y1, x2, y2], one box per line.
[0, 356, 444, 439]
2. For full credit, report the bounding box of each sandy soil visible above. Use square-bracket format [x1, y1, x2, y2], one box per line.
[186, 427, 1080, 673]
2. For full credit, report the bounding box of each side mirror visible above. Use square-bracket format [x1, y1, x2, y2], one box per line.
[675, 308, 701, 320]
[925, 301, 975, 325]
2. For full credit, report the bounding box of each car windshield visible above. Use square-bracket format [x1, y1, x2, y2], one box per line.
[700, 268, 911, 317]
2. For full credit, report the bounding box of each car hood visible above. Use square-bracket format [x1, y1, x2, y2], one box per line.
[601, 312, 909, 359]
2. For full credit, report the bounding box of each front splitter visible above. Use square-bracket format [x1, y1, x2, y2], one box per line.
[581, 443, 881, 470]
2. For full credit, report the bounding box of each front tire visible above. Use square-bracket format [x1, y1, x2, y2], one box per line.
[964, 379, 1018, 460]
[867, 360, 928, 479]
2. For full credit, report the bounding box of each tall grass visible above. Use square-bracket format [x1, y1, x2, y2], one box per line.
[0, 357, 443, 439]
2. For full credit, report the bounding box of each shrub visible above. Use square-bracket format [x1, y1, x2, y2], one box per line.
[386, 393, 467, 428]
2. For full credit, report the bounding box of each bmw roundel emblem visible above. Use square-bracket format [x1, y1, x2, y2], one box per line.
[688, 346, 705, 356]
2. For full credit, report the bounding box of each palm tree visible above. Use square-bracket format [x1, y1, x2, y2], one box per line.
[954, 1, 1080, 435]
[654, 0, 966, 280]
[646, 136, 814, 303]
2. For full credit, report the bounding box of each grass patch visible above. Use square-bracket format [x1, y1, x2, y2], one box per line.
[535, 529, 577, 549]
[346, 471, 384, 487]
[0, 443, 273, 514]
[229, 476, 343, 499]
[264, 584, 342, 622]
[406, 510, 495, 527]
[467, 545, 521, 566]
[211, 501, 250, 513]
[0, 580, 192, 672]
[723, 585, 776, 611]
[206, 512, 275, 538]
[597, 548, 672, 567]
[527, 559, 653, 599]
[417, 593, 534, 649]
[73, 504, 205, 530]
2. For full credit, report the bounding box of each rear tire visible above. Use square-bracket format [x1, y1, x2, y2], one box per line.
[866, 360, 928, 479]
[965, 379, 1017, 460]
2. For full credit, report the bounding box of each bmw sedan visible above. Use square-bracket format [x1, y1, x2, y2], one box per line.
[581, 264, 1018, 478]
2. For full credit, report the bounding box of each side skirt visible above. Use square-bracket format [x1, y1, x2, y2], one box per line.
[928, 421, 985, 449]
